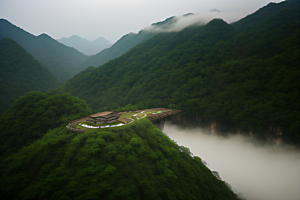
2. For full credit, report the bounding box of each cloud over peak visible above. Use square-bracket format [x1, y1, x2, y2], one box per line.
[143, 10, 241, 33]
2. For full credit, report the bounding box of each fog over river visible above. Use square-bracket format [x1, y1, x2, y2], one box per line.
[163, 122, 300, 200]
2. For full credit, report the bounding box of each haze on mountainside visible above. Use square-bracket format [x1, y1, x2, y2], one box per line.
[77, 9, 249, 71]
[0, 19, 89, 82]
[60, 0, 300, 144]
[0, 38, 61, 114]
[0, 0, 284, 43]
[0, 8, 246, 112]
[0, 0, 285, 74]
[57, 35, 112, 56]
[164, 122, 300, 200]
[0, 0, 299, 199]
[143, 10, 241, 33]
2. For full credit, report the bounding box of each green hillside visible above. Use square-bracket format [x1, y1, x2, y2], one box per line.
[77, 16, 178, 71]
[60, 0, 300, 142]
[0, 106, 239, 199]
[0, 90, 92, 156]
[0, 38, 62, 114]
[0, 20, 89, 81]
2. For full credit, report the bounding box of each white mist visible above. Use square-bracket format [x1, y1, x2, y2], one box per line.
[164, 122, 300, 200]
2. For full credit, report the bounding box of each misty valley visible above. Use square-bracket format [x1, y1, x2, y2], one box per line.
[163, 115, 300, 200]
[0, 0, 300, 199]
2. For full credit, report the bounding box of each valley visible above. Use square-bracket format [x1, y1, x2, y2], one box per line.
[163, 121, 300, 200]
[0, 0, 299, 199]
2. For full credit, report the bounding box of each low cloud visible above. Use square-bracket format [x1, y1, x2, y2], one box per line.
[164, 122, 300, 200]
[143, 10, 243, 33]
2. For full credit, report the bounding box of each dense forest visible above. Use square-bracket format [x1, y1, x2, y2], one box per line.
[0, 0, 299, 199]
[77, 16, 178, 71]
[0, 92, 240, 200]
[0, 38, 62, 114]
[60, 0, 300, 143]
[0, 91, 92, 156]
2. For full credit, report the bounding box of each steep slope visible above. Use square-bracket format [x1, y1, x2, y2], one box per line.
[232, 0, 299, 31]
[60, 0, 300, 143]
[0, 99, 240, 200]
[77, 16, 177, 71]
[0, 19, 89, 81]
[57, 35, 112, 55]
[0, 38, 61, 114]
[61, 19, 235, 109]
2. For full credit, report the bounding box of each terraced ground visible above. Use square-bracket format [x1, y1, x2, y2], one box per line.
[67, 108, 177, 131]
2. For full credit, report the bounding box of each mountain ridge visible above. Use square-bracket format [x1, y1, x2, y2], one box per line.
[0, 38, 62, 114]
[57, 35, 112, 56]
[77, 16, 181, 71]
[59, 0, 300, 143]
[0, 19, 89, 82]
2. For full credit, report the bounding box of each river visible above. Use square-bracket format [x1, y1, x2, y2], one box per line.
[163, 121, 300, 200]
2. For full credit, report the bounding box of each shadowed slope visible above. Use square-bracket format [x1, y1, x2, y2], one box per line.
[0, 38, 61, 114]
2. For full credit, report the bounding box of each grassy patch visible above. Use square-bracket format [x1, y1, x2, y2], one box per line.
[120, 112, 138, 119]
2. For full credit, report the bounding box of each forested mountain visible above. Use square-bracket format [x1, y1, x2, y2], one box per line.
[57, 35, 112, 55]
[231, 0, 294, 31]
[0, 91, 92, 156]
[60, 0, 300, 143]
[0, 38, 61, 114]
[0, 19, 89, 81]
[0, 92, 240, 199]
[77, 16, 177, 72]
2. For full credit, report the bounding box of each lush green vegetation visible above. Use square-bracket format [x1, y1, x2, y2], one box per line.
[0, 118, 240, 200]
[60, 0, 300, 142]
[0, 1, 299, 198]
[0, 19, 89, 81]
[0, 38, 62, 114]
[0, 91, 92, 156]
[77, 16, 178, 71]
[0, 92, 239, 199]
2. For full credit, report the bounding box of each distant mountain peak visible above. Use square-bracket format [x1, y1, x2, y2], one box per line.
[207, 18, 227, 25]
[183, 13, 194, 17]
[70, 35, 81, 39]
[93, 37, 111, 44]
[38, 33, 52, 38]
[0, 19, 88, 82]
[204, 18, 234, 38]
[37, 33, 54, 41]
[57, 35, 112, 55]
[151, 16, 177, 27]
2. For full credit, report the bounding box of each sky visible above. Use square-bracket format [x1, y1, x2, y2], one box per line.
[0, 0, 284, 43]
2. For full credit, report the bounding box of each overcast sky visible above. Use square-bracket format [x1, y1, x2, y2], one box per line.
[0, 0, 284, 43]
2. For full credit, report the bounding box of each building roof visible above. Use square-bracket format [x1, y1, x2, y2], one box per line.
[90, 111, 116, 118]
